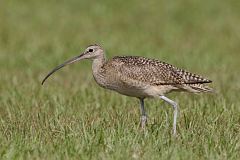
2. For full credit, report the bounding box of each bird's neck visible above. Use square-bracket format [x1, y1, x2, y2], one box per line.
[92, 54, 106, 74]
[92, 55, 107, 88]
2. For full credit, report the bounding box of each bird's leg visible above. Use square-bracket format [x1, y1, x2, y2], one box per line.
[159, 96, 178, 135]
[139, 98, 147, 129]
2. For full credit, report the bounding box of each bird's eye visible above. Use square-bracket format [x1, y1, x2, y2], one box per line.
[89, 49, 93, 52]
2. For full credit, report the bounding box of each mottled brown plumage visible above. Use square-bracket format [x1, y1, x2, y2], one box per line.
[42, 44, 213, 135]
[95, 55, 212, 99]
[107, 56, 211, 89]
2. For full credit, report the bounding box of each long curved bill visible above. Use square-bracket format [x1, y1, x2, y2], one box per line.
[41, 54, 84, 85]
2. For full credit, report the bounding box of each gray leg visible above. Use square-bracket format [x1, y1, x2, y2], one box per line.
[159, 96, 178, 135]
[139, 98, 147, 128]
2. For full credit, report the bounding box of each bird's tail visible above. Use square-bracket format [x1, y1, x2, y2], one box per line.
[179, 83, 214, 93]
[189, 83, 213, 92]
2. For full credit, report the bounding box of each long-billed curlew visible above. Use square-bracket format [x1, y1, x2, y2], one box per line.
[42, 44, 212, 135]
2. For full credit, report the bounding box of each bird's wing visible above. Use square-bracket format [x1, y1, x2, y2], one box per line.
[110, 56, 212, 86]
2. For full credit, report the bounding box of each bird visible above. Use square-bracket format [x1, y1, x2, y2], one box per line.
[42, 44, 213, 135]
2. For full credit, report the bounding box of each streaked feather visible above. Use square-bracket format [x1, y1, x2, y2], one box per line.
[109, 56, 212, 85]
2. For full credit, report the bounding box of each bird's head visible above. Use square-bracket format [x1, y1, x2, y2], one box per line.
[41, 44, 104, 85]
[81, 44, 104, 59]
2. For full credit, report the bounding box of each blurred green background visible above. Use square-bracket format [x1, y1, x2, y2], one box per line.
[0, 0, 240, 159]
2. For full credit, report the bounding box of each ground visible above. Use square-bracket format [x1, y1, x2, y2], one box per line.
[0, 0, 240, 159]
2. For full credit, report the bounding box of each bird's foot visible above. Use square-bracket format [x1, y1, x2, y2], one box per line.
[140, 115, 147, 129]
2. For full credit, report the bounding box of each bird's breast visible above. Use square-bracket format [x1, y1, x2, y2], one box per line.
[93, 74, 177, 98]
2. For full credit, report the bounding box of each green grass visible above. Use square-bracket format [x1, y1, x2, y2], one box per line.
[1, 0, 240, 159]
